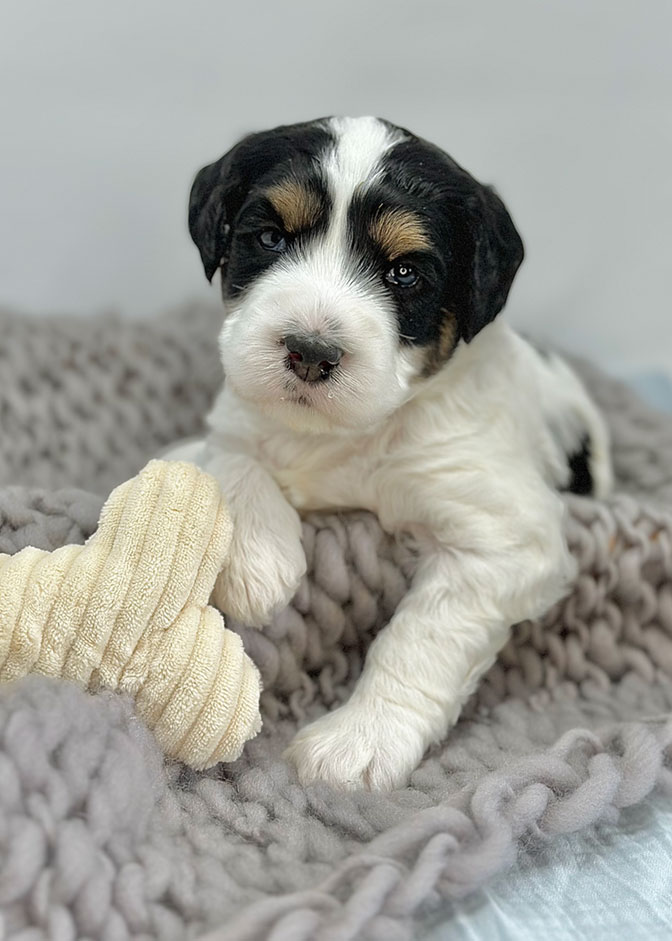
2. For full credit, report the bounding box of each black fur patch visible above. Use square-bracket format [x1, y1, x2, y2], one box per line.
[566, 435, 594, 495]
[341, 128, 524, 367]
[347, 183, 448, 346]
[226, 179, 331, 298]
[377, 134, 525, 346]
[188, 121, 334, 285]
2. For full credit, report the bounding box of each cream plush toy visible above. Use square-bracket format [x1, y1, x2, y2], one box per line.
[0, 460, 262, 769]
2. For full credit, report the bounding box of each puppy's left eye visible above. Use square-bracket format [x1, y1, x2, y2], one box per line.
[386, 263, 419, 288]
[258, 228, 287, 252]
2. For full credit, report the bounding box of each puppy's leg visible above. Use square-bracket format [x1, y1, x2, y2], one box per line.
[158, 438, 206, 463]
[528, 347, 614, 500]
[285, 515, 574, 790]
[164, 439, 306, 626]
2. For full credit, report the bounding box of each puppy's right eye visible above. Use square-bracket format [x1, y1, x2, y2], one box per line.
[386, 262, 419, 288]
[258, 229, 287, 253]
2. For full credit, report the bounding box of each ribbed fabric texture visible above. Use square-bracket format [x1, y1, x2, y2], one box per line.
[0, 459, 260, 769]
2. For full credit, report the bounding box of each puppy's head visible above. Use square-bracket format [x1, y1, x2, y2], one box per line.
[189, 116, 523, 432]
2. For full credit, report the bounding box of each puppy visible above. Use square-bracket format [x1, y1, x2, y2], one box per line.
[171, 116, 613, 790]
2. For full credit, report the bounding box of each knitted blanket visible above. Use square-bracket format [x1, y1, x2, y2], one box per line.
[0, 305, 671, 941]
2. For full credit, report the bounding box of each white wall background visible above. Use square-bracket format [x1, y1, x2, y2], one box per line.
[1, 0, 670, 373]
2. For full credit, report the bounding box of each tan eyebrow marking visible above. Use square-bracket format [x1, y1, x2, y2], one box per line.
[370, 209, 431, 259]
[266, 180, 322, 233]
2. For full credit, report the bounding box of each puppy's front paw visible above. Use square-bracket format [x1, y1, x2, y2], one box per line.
[284, 703, 426, 791]
[212, 530, 306, 627]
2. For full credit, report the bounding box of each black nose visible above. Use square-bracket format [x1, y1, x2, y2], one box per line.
[284, 333, 343, 383]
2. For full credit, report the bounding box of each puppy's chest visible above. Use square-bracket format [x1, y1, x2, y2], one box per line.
[256, 434, 376, 512]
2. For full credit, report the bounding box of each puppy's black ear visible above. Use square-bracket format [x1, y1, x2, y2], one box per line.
[188, 134, 258, 282]
[189, 121, 332, 282]
[460, 185, 524, 342]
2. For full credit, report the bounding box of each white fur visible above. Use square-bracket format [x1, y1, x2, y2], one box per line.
[167, 117, 613, 790]
[171, 321, 612, 789]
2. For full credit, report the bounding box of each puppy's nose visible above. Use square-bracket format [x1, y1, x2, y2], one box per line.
[284, 333, 343, 383]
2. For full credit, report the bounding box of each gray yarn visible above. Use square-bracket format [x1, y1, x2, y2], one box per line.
[0, 303, 223, 494]
[0, 305, 671, 940]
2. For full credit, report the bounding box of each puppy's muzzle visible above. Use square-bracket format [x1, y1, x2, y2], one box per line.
[284, 333, 343, 383]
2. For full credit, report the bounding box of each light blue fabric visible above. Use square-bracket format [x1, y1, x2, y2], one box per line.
[423, 797, 672, 940]
[628, 372, 672, 413]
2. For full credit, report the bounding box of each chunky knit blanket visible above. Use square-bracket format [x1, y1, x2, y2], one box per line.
[0, 305, 671, 941]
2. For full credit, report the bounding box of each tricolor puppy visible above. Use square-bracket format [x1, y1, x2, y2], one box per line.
[173, 116, 613, 790]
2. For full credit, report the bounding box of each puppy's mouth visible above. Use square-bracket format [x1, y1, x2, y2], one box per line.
[267, 370, 346, 433]
[280, 375, 336, 407]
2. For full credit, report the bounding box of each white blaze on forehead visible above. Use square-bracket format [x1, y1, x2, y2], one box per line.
[321, 117, 406, 256]
[325, 116, 403, 196]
